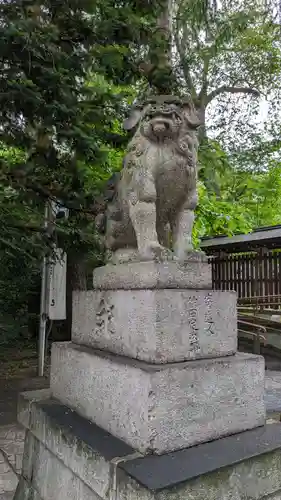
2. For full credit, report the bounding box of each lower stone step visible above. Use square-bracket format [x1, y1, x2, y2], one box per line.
[51, 342, 265, 454]
[16, 390, 281, 500]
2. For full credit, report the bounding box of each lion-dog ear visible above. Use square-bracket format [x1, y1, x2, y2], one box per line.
[123, 108, 143, 131]
[182, 100, 202, 129]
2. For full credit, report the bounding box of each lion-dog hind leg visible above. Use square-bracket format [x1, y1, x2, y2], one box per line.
[105, 201, 136, 251]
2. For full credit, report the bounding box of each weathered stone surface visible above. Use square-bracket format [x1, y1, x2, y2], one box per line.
[17, 388, 51, 431]
[0, 493, 17, 500]
[154, 450, 281, 500]
[262, 494, 281, 500]
[0, 424, 25, 475]
[31, 433, 100, 500]
[51, 342, 265, 454]
[0, 449, 18, 495]
[18, 395, 281, 493]
[72, 288, 237, 363]
[96, 96, 201, 263]
[0, 424, 25, 496]
[17, 391, 138, 499]
[17, 434, 100, 500]
[15, 392, 281, 500]
[92, 261, 211, 290]
[14, 478, 43, 500]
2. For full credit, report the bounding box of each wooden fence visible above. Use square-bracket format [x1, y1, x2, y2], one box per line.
[210, 251, 281, 306]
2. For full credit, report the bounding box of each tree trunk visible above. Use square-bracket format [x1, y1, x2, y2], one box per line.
[142, 0, 175, 93]
[196, 106, 207, 143]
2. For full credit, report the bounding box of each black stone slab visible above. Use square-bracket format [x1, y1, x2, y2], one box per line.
[121, 423, 281, 491]
[38, 399, 135, 461]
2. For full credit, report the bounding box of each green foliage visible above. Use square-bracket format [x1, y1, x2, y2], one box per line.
[169, 0, 281, 242]
[1, 0, 281, 350]
[194, 141, 281, 242]
[174, 0, 281, 102]
[173, 0, 281, 190]
[0, 0, 144, 345]
[193, 181, 253, 246]
[0, 248, 41, 347]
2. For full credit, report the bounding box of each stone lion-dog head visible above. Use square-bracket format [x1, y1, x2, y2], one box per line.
[123, 95, 201, 169]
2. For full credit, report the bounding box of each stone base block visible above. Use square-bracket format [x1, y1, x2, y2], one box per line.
[16, 390, 281, 500]
[51, 342, 265, 454]
[93, 260, 212, 290]
[72, 288, 237, 363]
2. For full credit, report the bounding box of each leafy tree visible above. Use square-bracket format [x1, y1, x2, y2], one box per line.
[117, 0, 281, 195]
[0, 0, 145, 344]
[173, 0, 280, 131]
[194, 141, 281, 242]
[1, 0, 281, 349]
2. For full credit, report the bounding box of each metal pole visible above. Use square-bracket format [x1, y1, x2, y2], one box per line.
[38, 201, 50, 377]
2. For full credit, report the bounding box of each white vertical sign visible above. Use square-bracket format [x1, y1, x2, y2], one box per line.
[47, 247, 67, 320]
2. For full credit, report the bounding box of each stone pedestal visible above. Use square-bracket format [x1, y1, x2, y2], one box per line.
[52, 260, 265, 454]
[16, 259, 277, 500]
[72, 261, 237, 363]
[15, 390, 281, 500]
[71, 288, 237, 362]
[51, 343, 264, 454]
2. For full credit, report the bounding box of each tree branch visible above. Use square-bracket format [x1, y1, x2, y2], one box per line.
[206, 85, 260, 104]
[174, 17, 196, 98]
[198, 55, 210, 105]
[3, 222, 45, 234]
[7, 172, 101, 216]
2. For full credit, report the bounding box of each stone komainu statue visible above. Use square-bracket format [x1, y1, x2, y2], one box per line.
[97, 95, 202, 263]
